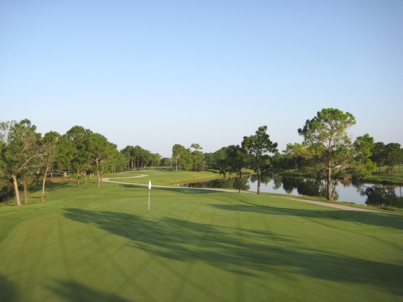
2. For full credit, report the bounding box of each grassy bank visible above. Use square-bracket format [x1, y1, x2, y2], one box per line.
[0, 178, 403, 301]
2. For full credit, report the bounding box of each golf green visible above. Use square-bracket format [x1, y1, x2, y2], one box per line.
[0, 182, 402, 302]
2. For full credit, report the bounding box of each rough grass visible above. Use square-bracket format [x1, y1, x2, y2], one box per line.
[0, 180, 403, 302]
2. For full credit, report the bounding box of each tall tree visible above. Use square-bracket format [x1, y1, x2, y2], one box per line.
[226, 145, 248, 192]
[121, 145, 135, 170]
[211, 147, 229, 173]
[190, 143, 205, 171]
[64, 126, 92, 187]
[87, 132, 113, 188]
[370, 142, 386, 172]
[242, 126, 278, 194]
[40, 131, 60, 201]
[54, 135, 75, 177]
[297, 108, 356, 200]
[172, 144, 193, 172]
[0, 119, 40, 206]
[385, 143, 402, 172]
[353, 134, 374, 165]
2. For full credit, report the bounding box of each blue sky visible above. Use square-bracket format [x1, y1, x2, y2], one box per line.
[1, 0, 402, 157]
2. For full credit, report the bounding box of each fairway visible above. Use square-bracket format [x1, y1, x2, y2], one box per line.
[1, 182, 403, 302]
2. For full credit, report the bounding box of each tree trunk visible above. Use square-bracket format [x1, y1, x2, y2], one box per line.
[12, 175, 21, 206]
[23, 182, 28, 204]
[327, 167, 332, 200]
[238, 171, 242, 193]
[97, 171, 101, 188]
[330, 181, 338, 200]
[41, 166, 49, 201]
[257, 170, 261, 194]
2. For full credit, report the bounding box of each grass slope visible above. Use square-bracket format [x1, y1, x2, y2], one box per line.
[0, 180, 403, 302]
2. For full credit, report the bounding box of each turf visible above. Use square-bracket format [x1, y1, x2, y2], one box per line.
[104, 167, 229, 186]
[0, 180, 403, 302]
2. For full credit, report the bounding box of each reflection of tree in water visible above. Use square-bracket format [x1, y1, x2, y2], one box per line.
[281, 177, 336, 199]
[186, 177, 250, 191]
[273, 175, 282, 190]
[365, 185, 403, 208]
[297, 179, 331, 199]
[282, 177, 298, 194]
[250, 172, 273, 185]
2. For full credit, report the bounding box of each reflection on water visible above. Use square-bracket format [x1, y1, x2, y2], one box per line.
[181, 175, 403, 207]
[179, 177, 250, 192]
[364, 185, 403, 208]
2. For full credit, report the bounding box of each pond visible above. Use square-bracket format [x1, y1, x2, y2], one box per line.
[179, 175, 403, 208]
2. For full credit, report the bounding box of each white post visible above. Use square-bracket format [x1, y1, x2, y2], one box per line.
[148, 180, 151, 210]
[148, 188, 150, 210]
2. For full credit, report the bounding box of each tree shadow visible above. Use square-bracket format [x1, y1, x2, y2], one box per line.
[116, 184, 228, 195]
[48, 279, 129, 302]
[210, 203, 403, 230]
[0, 275, 18, 302]
[63, 208, 403, 296]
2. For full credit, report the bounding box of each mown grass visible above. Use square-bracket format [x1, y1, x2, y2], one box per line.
[0, 178, 403, 302]
[104, 167, 231, 186]
[364, 168, 403, 185]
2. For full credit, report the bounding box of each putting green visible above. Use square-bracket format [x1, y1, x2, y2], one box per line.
[0, 182, 402, 302]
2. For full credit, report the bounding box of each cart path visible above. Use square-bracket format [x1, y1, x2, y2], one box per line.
[102, 178, 381, 213]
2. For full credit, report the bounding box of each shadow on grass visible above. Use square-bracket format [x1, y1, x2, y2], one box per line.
[0, 275, 18, 302]
[63, 208, 403, 296]
[29, 180, 71, 193]
[48, 279, 129, 302]
[117, 183, 227, 195]
[210, 203, 403, 230]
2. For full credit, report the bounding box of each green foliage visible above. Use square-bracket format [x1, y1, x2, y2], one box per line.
[242, 126, 278, 194]
[385, 143, 402, 170]
[0, 119, 41, 205]
[370, 142, 386, 171]
[296, 108, 358, 200]
[190, 143, 205, 171]
[172, 144, 193, 172]
[353, 134, 374, 164]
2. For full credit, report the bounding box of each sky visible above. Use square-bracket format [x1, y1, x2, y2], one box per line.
[1, 0, 402, 157]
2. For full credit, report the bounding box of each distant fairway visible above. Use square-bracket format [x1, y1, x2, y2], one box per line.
[0, 180, 403, 302]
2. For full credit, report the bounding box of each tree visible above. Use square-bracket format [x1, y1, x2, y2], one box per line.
[0, 119, 40, 206]
[353, 134, 374, 165]
[172, 144, 193, 172]
[65, 126, 92, 187]
[87, 132, 113, 188]
[225, 145, 248, 192]
[297, 108, 356, 200]
[132, 145, 144, 170]
[211, 147, 229, 173]
[385, 143, 402, 172]
[242, 126, 278, 194]
[150, 153, 161, 167]
[40, 131, 60, 201]
[370, 142, 386, 172]
[109, 149, 127, 173]
[190, 143, 205, 171]
[121, 145, 135, 170]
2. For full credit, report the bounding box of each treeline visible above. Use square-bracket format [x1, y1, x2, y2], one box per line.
[204, 109, 402, 200]
[0, 119, 161, 205]
[1, 108, 402, 205]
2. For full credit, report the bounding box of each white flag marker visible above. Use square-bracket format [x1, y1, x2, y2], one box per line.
[148, 180, 152, 210]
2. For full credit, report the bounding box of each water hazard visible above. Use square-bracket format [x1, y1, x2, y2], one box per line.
[179, 175, 403, 208]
